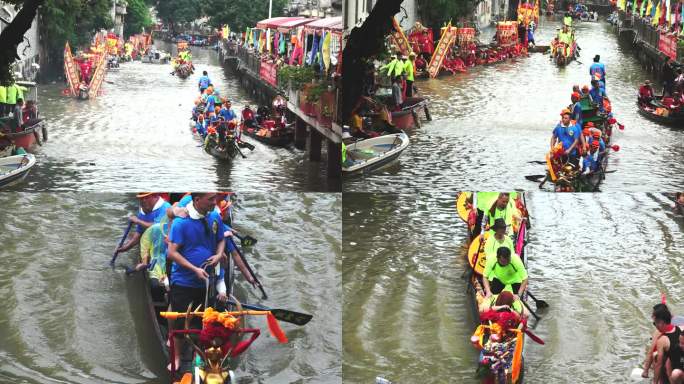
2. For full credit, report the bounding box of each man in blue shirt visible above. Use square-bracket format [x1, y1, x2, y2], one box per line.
[198, 71, 211, 93]
[589, 55, 606, 85]
[167, 192, 228, 370]
[551, 110, 581, 167]
[571, 92, 583, 127]
[582, 140, 602, 174]
[218, 100, 237, 123]
[589, 80, 607, 112]
[117, 193, 172, 253]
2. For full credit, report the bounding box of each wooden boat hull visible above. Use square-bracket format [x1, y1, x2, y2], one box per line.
[0, 153, 36, 188]
[206, 143, 238, 161]
[242, 127, 293, 147]
[458, 193, 529, 384]
[343, 132, 409, 175]
[4, 121, 47, 151]
[637, 101, 684, 128]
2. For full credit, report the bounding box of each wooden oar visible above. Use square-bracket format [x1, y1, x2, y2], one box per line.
[528, 160, 547, 165]
[225, 299, 312, 326]
[521, 298, 541, 321]
[235, 232, 257, 247]
[524, 328, 545, 345]
[527, 291, 549, 308]
[109, 221, 133, 268]
[227, 237, 267, 300]
[525, 174, 546, 182]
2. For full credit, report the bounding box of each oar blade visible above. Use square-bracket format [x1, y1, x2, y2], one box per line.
[528, 160, 547, 165]
[525, 175, 546, 182]
[240, 235, 258, 247]
[536, 299, 550, 309]
[524, 329, 545, 345]
[270, 308, 313, 326]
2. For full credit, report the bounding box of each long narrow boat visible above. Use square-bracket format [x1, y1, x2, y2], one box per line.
[134, 212, 241, 382]
[0, 153, 36, 188]
[456, 192, 532, 384]
[343, 132, 409, 175]
[540, 95, 620, 192]
[636, 97, 684, 128]
[241, 121, 293, 148]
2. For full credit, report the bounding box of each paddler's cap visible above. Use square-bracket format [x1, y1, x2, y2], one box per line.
[560, 109, 571, 116]
[585, 121, 594, 127]
[582, 127, 590, 136]
[571, 92, 581, 101]
[136, 192, 155, 199]
[591, 140, 600, 148]
[582, 85, 590, 92]
[592, 131, 601, 138]
[491, 218, 507, 231]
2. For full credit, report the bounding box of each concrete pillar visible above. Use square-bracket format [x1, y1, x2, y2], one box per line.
[294, 117, 306, 150]
[308, 128, 322, 161]
[327, 139, 341, 178]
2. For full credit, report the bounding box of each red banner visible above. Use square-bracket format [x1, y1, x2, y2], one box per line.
[260, 60, 278, 87]
[658, 33, 677, 61]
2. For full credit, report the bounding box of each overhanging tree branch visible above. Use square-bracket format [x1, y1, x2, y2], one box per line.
[0, 0, 44, 84]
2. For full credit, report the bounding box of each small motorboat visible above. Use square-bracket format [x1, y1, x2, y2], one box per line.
[0, 153, 36, 188]
[343, 132, 409, 175]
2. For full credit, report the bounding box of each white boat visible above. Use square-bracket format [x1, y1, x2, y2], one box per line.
[343, 132, 409, 175]
[0, 153, 36, 188]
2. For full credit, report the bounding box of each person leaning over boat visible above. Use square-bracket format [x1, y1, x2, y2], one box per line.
[551, 110, 581, 168]
[117, 193, 173, 253]
[482, 247, 528, 300]
[483, 219, 514, 261]
[167, 192, 228, 370]
[641, 304, 682, 382]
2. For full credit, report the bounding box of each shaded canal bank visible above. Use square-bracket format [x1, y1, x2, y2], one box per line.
[343, 192, 684, 383]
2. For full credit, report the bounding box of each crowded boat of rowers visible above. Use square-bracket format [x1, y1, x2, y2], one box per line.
[456, 192, 546, 384]
[525, 55, 626, 192]
[110, 192, 312, 384]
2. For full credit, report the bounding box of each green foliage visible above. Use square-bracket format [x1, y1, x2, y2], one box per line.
[152, 0, 202, 25]
[201, 0, 288, 31]
[277, 65, 315, 91]
[124, 0, 153, 37]
[39, 0, 114, 66]
[305, 81, 328, 103]
[415, 0, 479, 31]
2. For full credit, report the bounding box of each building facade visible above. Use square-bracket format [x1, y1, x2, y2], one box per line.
[0, 2, 41, 81]
[111, 0, 127, 36]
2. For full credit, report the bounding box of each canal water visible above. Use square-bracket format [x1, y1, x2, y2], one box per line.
[344, 17, 684, 192]
[343, 192, 684, 383]
[0, 192, 342, 383]
[8, 44, 339, 192]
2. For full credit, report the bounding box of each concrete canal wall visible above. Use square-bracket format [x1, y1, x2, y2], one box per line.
[219, 42, 342, 179]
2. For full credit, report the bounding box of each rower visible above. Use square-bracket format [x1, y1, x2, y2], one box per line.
[639, 80, 655, 105]
[589, 80, 607, 112]
[198, 71, 211, 94]
[669, 332, 684, 384]
[219, 100, 237, 125]
[167, 193, 229, 371]
[563, 12, 573, 27]
[483, 219, 514, 261]
[588, 129, 605, 152]
[484, 193, 520, 235]
[482, 247, 528, 301]
[642, 304, 682, 381]
[582, 85, 592, 102]
[571, 92, 583, 127]
[242, 105, 256, 128]
[117, 193, 172, 253]
[134, 212, 174, 302]
[589, 55, 606, 85]
[581, 140, 601, 174]
[479, 290, 527, 319]
[195, 114, 207, 136]
[550, 109, 581, 168]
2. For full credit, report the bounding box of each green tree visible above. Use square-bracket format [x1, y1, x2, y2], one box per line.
[201, 0, 288, 31]
[124, 0, 153, 37]
[415, 0, 480, 32]
[0, 0, 44, 84]
[39, 0, 113, 71]
[151, 0, 202, 29]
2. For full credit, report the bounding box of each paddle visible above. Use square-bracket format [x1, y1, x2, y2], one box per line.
[227, 236, 267, 300]
[232, 141, 247, 159]
[527, 291, 549, 308]
[522, 193, 531, 230]
[525, 174, 546, 182]
[235, 232, 257, 247]
[528, 160, 548, 165]
[224, 299, 312, 326]
[237, 140, 255, 151]
[524, 328, 545, 345]
[109, 221, 133, 268]
[521, 298, 541, 321]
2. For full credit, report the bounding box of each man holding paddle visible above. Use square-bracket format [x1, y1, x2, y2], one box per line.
[167, 192, 228, 371]
[117, 193, 172, 253]
[642, 304, 682, 382]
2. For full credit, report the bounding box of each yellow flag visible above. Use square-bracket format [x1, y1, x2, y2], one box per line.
[322, 32, 331, 71]
[652, 2, 660, 26]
